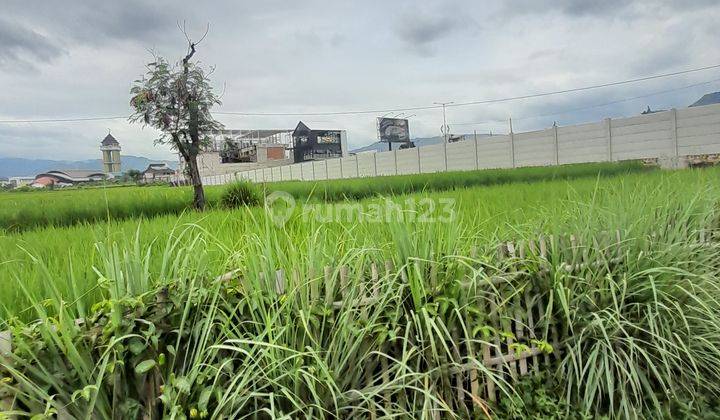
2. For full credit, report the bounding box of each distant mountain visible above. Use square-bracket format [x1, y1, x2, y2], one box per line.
[0, 155, 178, 178]
[690, 92, 720, 107]
[351, 134, 492, 154]
[352, 136, 444, 153]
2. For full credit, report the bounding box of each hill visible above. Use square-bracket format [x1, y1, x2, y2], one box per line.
[351, 134, 492, 154]
[0, 155, 178, 178]
[690, 92, 720, 107]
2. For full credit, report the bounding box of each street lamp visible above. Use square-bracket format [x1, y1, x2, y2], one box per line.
[433, 101, 454, 142]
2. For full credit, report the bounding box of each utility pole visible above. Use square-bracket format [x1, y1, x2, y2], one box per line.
[434, 101, 453, 143]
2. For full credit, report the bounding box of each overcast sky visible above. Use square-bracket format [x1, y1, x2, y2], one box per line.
[1, 0, 719, 161]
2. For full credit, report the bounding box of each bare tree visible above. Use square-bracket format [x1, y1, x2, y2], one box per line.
[130, 26, 222, 210]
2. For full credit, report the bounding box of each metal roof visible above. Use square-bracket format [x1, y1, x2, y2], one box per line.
[210, 129, 292, 139]
[36, 170, 108, 182]
[101, 133, 120, 146]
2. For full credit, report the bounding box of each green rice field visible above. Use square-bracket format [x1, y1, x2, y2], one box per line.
[2, 162, 720, 418]
[0, 161, 650, 232]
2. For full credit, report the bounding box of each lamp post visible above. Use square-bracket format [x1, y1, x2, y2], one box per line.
[433, 101, 453, 142]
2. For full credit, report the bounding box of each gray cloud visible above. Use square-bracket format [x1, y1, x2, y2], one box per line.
[394, 10, 462, 55]
[1, 0, 720, 162]
[5, 1, 174, 47]
[503, 0, 720, 18]
[397, 14, 455, 45]
[543, 0, 628, 16]
[0, 18, 64, 69]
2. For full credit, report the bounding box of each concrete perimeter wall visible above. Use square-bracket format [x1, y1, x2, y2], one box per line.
[200, 103, 720, 185]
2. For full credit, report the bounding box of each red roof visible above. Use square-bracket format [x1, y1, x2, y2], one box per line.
[32, 176, 56, 187]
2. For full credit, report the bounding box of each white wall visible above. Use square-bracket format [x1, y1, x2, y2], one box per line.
[557, 121, 608, 164]
[477, 135, 512, 169]
[341, 156, 359, 178]
[419, 143, 445, 173]
[375, 152, 396, 176]
[514, 129, 555, 167]
[611, 111, 673, 161]
[396, 148, 420, 175]
[202, 103, 720, 186]
[677, 104, 720, 156]
[357, 153, 376, 177]
[326, 159, 343, 179]
[446, 139, 476, 171]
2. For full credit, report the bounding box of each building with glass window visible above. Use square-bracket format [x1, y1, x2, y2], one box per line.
[291, 121, 348, 163]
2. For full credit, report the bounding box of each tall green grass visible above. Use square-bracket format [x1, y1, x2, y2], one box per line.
[0, 161, 651, 232]
[1, 169, 688, 321]
[2, 167, 720, 418]
[274, 160, 652, 201]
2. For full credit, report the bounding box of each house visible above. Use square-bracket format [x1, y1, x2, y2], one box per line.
[142, 163, 176, 183]
[8, 176, 36, 188]
[291, 121, 348, 163]
[180, 128, 294, 178]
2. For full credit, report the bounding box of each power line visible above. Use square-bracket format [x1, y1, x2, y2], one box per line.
[1, 63, 719, 123]
[447, 63, 720, 108]
[215, 63, 720, 116]
[0, 115, 129, 124]
[453, 77, 720, 126]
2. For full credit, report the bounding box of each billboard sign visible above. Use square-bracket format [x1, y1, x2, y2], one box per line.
[317, 131, 341, 144]
[378, 118, 410, 143]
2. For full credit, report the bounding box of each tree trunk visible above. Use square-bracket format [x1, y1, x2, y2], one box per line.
[186, 153, 205, 210]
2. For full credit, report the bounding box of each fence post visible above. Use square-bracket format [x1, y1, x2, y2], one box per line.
[355, 154, 360, 177]
[605, 117, 613, 162]
[394, 149, 399, 175]
[373, 152, 378, 176]
[443, 141, 449, 171]
[0, 330, 12, 412]
[417, 145, 422, 173]
[553, 124, 559, 166]
[325, 160, 329, 179]
[339, 158, 344, 179]
[312, 162, 316, 180]
[510, 132, 516, 168]
[670, 108, 679, 159]
[474, 135, 480, 169]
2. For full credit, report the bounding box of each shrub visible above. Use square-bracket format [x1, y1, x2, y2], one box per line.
[220, 181, 263, 208]
[493, 373, 584, 420]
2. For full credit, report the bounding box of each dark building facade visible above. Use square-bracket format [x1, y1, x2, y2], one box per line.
[292, 121, 348, 163]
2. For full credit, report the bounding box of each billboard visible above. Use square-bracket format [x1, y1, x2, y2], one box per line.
[317, 131, 341, 144]
[377, 118, 410, 143]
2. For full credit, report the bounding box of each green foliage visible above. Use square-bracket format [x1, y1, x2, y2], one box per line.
[0, 161, 650, 232]
[0, 185, 212, 232]
[0, 230, 523, 418]
[220, 181, 263, 208]
[2, 165, 720, 418]
[123, 169, 143, 183]
[493, 373, 585, 419]
[129, 56, 222, 152]
[272, 160, 650, 201]
[654, 393, 720, 419]
[549, 180, 720, 418]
